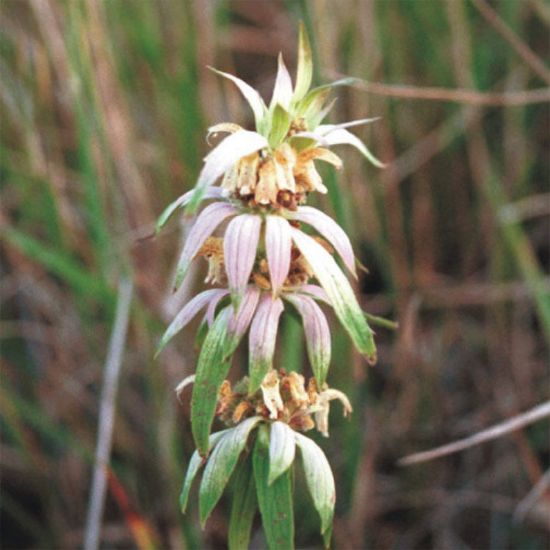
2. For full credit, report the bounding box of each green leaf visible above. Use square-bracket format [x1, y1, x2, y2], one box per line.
[194, 318, 209, 349]
[253, 426, 294, 550]
[297, 88, 331, 125]
[268, 104, 292, 148]
[191, 307, 233, 455]
[288, 135, 318, 152]
[199, 417, 262, 527]
[323, 524, 333, 549]
[290, 229, 377, 363]
[179, 429, 230, 513]
[268, 422, 296, 485]
[308, 97, 337, 129]
[293, 22, 313, 102]
[295, 433, 335, 537]
[228, 458, 257, 550]
[297, 78, 360, 128]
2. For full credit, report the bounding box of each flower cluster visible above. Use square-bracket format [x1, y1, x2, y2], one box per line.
[179, 368, 352, 436]
[158, 23, 382, 549]
[177, 369, 351, 548]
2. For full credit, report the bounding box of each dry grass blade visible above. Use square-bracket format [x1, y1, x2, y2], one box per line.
[327, 70, 550, 106]
[399, 401, 550, 466]
[471, 0, 550, 85]
[84, 278, 134, 550]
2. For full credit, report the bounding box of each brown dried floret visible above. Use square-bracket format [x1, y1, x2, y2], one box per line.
[196, 237, 226, 284]
[209, 369, 352, 437]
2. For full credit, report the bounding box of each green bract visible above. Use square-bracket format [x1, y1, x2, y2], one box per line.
[177, 23, 383, 216]
[180, 420, 336, 550]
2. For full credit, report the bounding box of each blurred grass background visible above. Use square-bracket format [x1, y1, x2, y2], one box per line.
[1, 0, 549, 548]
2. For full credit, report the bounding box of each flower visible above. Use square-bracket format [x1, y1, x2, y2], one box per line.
[158, 281, 333, 390]
[215, 134, 343, 206]
[157, 25, 383, 218]
[158, 226, 378, 387]
[156, 24, 381, 368]
[182, 62, 383, 212]
[171, 190, 357, 292]
[177, 368, 350, 544]
[213, 369, 353, 438]
[157, 190, 376, 364]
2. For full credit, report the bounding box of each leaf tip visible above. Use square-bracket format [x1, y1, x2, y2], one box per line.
[365, 350, 377, 366]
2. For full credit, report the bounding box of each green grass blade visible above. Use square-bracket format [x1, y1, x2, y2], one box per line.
[3, 227, 111, 302]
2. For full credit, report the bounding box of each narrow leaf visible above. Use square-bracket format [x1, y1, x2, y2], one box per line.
[323, 524, 333, 549]
[191, 307, 233, 455]
[296, 89, 332, 134]
[180, 429, 230, 513]
[228, 457, 257, 550]
[293, 22, 313, 102]
[291, 228, 376, 363]
[269, 103, 292, 148]
[199, 417, 262, 526]
[308, 97, 337, 129]
[268, 422, 296, 485]
[308, 77, 361, 94]
[248, 295, 284, 393]
[253, 426, 294, 550]
[295, 432, 335, 536]
[297, 78, 359, 125]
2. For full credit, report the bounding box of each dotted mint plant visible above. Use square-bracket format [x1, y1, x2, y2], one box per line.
[157, 23, 383, 549]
